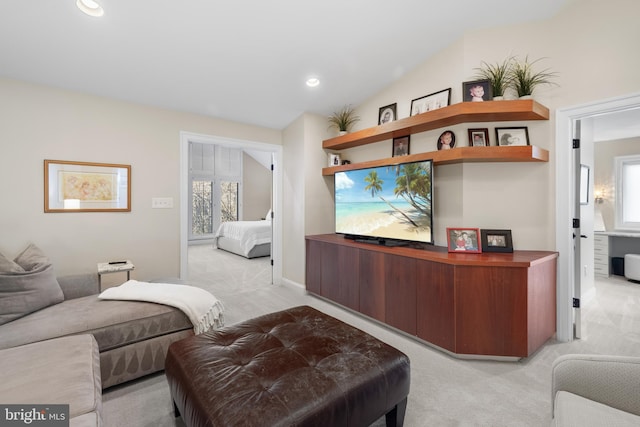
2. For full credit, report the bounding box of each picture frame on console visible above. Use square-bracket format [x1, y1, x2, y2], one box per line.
[468, 128, 490, 147]
[378, 103, 397, 125]
[481, 229, 514, 253]
[44, 159, 131, 213]
[392, 136, 410, 157]
[410, 88, 451, 116]
[447, 228, 481, 253]
[496, 126, 530, 146]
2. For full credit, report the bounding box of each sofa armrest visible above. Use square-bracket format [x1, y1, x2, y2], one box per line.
[57, 273, 99, 300]
[552, 354, 640, 417]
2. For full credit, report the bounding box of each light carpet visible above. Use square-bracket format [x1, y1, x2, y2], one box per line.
[103, 244, 640, 427]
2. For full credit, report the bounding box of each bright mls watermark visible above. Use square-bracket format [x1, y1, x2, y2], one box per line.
[0, 405, 69, 426]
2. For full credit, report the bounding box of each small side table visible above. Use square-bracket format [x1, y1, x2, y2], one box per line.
[97, 261, 135, 289]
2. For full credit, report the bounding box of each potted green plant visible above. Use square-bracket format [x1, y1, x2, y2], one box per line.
[511, 56, 558, 99]
[473, 57, 514, 100]
[328, 105, 360, 135]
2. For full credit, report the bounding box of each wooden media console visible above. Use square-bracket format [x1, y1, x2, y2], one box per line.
[305, 234, 558, 359]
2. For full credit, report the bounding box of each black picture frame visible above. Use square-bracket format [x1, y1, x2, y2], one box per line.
[481, 229, 514, 253]
[392, 135, 410, 157]
[468, 128, 490, 147]
[378, 103, 397, 125]
[495, 127, 530, 146]
[410, 88, 452, 116]
[462, 79, 492, 102]
[437, 130, 456, 150]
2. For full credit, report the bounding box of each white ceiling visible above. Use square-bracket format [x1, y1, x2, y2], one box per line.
[0, 0, 569, 130]
[592, 108, 640, 142]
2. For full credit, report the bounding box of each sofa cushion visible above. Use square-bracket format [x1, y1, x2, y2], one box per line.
[0, 294, 192, 351]
[13, 243, 52, 271]
[554, 391, 640, 427]
[0, 334, 102, 424]
[0, 244, 64, 326]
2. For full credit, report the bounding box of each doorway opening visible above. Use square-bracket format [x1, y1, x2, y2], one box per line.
[179, 132, 283, 285]
[556, 92, 640, 342]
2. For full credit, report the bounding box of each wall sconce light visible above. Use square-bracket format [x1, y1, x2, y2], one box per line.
[595, 188, 605, 204]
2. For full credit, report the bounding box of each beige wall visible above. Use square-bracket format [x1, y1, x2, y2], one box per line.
[282, 116, 305, 284]
[242, 152, 271, 221]
[594, 137, 640, 231]
[0, 77, 281, 280]
[1, 0, 639, 286]
[281, 113, 334, 284]
[313, 0, 640, 250]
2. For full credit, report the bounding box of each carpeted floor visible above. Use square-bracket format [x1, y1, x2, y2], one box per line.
[102, 244, 640, 426]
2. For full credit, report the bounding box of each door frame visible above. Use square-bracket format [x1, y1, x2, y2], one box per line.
[179, 131, 283, 284]
[555, 92, 640, 342]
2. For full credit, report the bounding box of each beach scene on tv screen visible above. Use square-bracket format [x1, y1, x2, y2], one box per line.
[335, 161, 432, 243]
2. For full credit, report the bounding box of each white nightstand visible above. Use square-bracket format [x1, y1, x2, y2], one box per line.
[97, 261, 135, 289]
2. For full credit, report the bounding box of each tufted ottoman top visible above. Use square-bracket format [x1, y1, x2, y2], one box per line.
[165, 305, 410, 427]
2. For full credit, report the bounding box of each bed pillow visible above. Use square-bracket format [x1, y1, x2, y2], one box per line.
[0, 245, 64, 326]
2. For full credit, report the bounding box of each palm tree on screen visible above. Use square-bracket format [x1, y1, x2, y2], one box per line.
[364, 171, 383, 197]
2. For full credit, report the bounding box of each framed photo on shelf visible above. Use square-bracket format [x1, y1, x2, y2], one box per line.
[437, 130, 456, 150]
[44, 159, 131, 213]
[328, 153, 341, 167]
[462, 79, 492, 102]
[392, 136, 410, 157]
[446, 228, 482, 253]
[481, 229, 514, 253]
[468, 128, 490, 147]
[410, 88, 451, 116]
[495, 127, 530, 146]
[378, 103, 397, 125]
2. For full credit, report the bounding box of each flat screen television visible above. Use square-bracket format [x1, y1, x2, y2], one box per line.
[335, 160, 433, 246]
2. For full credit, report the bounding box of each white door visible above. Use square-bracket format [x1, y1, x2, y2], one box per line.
[572, 120, 583, 339]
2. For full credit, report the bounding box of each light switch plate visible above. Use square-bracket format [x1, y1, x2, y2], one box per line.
[152, 197, 173, 209]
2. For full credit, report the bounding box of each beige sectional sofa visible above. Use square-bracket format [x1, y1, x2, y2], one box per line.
[551, 354, 640, 426]
[0, 243, 201, 426]
[0, 335, 102, 427]
[0, 273, 194, 389]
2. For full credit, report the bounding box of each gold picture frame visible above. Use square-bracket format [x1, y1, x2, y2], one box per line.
[44, 160, 131, 212]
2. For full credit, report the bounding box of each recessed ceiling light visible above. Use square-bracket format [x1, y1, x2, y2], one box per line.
[306, 78, 320, 88]
[77, 0, 104, 17]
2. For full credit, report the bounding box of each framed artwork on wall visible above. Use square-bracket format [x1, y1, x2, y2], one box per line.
[44, 159, 131, 212]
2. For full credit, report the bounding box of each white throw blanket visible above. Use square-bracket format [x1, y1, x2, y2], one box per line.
[99, 280, 224, 334]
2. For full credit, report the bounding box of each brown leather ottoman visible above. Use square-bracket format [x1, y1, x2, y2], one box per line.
[165, 305, 410, 427]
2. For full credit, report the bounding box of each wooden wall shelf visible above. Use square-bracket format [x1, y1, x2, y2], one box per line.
[322, 99, 550, 151]
[322, 145, 549, 176]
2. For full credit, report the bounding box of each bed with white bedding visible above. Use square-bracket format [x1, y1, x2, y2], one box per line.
[214, 218, 271, 259]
